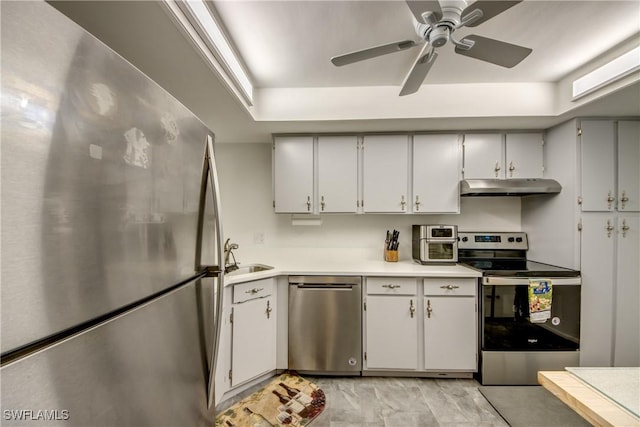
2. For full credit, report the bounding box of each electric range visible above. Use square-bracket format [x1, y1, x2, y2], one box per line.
[458, 232, 581, 385]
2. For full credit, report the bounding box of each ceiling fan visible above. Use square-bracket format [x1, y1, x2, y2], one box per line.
[331, 0, 532, 96]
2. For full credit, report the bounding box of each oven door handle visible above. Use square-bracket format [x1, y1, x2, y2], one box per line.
[482, 277, 581, 286]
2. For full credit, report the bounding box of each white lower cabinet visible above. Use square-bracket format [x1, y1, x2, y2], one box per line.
[365, 296, 419, 370]
[423, 278, 477, 371]
[364, 277, 418, 370]
[230, 278, 276, 387]
[580, 213, 640, 367]
[364, 276, 477, 373]
[424, 297, 477, 370]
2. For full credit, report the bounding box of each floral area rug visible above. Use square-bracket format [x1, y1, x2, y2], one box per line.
[215, 372, 326, 427]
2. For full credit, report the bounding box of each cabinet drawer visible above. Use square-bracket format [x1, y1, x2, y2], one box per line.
[233, 279, 274, 303]
[367, 277, 417, 295]
[423, 278, 476, 296]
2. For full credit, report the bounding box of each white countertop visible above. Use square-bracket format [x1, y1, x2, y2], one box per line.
[566, 367, 640, 418]
[223, 247, 481, 285]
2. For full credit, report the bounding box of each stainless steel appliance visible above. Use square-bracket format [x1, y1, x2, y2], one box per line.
[412, 224, 458, 264]
[459, 178, 562, 196]
[1, 3, 225, 425]
[458, 232, 581, 385]
[288, 276, 362, 375]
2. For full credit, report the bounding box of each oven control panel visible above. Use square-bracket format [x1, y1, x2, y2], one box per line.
[458, 232, 528, 250]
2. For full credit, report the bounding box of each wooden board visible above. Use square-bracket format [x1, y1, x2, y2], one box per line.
[538, 371, 640, 427]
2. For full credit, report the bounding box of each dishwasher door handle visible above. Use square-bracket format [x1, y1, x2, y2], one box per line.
[294, 284, 354, 290]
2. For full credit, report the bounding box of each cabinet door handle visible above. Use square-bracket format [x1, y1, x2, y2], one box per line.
[400, 195, 406, 211]
[266, 300, 272, 319]
[620, 191, 629, 210]
[415, 195, 421, 212]
[494, 161, 501, 177]
[426, 299, 432, 319]
[409, 299, 415, 318]
[606, 220, 614, 238]
[440, 285, 460, 290]
[320, 195, 325, 211]
[306, 196, 311, 211]
[621, 219, 630, 238]
[607, 191, 615, 210]
[508, 161, 515, 177]
[382, 284, 400, 289]
[245, 287, 264, 295]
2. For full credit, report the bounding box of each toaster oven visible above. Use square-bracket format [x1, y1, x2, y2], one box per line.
[412, 225, 458, 264]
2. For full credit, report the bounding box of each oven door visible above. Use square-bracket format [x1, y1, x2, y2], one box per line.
[481, 277, 581, 351]
[421, 240, 458, 263]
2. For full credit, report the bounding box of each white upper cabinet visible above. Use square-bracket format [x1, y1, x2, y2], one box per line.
[618, 121, 640, 212]
[505, 133, 544, 178]
[580, 121, 617, 211]
[362, 135, 409, 213]
[463, 133, 544, 179]
[318, 136, 358, 213]
[580, 120, 640, 212]
[412, 134, 461, 213]
[273, 136, 314, 213]
[462, 134, 504, 179]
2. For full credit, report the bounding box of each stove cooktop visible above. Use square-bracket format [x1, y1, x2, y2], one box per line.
[460, 260, 581, 278]
[457, 231, 580, 278]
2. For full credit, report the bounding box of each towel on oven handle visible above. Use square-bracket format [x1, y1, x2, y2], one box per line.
[529, 279, 552, 323]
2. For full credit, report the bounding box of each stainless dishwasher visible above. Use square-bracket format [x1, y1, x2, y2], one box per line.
[288, 276, 362, 375]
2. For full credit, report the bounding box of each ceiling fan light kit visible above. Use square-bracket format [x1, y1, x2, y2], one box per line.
[331, 0, 532, 96]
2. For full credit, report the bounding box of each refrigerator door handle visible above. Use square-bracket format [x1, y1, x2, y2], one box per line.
[196, 134, 225, 409]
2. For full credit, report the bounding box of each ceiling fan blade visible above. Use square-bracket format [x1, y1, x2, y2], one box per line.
[454, 35, 531, 68]
[406, 1, 442, 24]
[461, 1, 522, 27]
[331, 40, 418, 66]
[400, 46, 438, 96]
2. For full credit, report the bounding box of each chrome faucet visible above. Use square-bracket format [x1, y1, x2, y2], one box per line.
[223, 238, 239, 272]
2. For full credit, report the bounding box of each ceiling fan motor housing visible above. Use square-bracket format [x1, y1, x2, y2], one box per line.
[429, 26, 449, 47]
[415, 0, 468, 47]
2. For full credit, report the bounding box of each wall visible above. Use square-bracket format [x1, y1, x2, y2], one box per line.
[215, 143, 521, 260]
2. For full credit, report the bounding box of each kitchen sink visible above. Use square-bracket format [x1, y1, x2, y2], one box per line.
[225, 263, 273, 276]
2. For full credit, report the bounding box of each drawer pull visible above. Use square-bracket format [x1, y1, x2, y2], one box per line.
[440, 285, 460, 290]
[382, 284, 401, 289]
[245, 287, 264, 295]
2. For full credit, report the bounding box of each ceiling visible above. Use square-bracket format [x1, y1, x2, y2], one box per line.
[48, 1, 640, 143]
[214, 0, 638, 87]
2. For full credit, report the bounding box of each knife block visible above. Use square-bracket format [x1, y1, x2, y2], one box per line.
[384, 248, 398, 262]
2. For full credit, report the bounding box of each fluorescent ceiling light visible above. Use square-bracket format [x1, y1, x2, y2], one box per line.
[166, 0, 253, 105]
[572, 46, 640, 100]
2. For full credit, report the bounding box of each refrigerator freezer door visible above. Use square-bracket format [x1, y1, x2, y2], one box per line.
[1, 279, 215, 426]
[198, 136, 226, 408]
[1, 1, 212, 353]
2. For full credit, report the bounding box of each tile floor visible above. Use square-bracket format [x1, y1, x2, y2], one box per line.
[218, 375, 509, 427]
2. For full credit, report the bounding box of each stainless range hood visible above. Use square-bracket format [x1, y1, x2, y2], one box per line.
[460, 178, 562, 196]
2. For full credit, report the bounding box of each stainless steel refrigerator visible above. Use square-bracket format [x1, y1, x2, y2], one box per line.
[1, 2, 225, 425]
